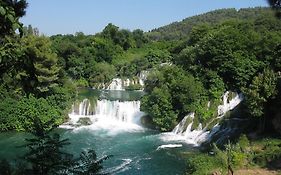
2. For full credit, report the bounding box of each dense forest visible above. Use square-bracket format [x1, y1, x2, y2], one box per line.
[1, 0, 281, 174]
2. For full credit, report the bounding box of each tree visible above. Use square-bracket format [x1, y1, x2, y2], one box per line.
[141, 87, 178, 131]
[101, 23, 119, 41]
[71, 150, 112, 175]
[268, 0, 281, 18]
[176, 20, 265, 89]
[243, 69, 278, 117]
[89, 62, 116, 87]
[21, 36, 60, 96]
[132, 29, 148, 48]
[22, 118, 110, 175]
[0, 0, 27, 37]
[92, 37, 123, 63]
[145, 49, 171, 67]
[23, 127, 73, 174]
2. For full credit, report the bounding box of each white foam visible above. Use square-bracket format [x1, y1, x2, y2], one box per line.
[217, 91, 244, 117]
[156, 144, 183, 150]
[166, 91, 244, 146]
[105, 70, 149, 90]
[103, 158, 132, 174]
[61, 99, 146, 134]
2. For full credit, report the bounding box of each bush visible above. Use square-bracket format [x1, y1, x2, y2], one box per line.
[252, 138, 281, 167]
[15, 95, 63, 131]
[74, 78, 89, 87]
[0, 95, 65, 131]
[141, 87, 178, 131]
[186, 153, 225, 175]
[0, 97, 19, 131]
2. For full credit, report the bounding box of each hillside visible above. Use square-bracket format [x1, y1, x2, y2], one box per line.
[147, 7, 274, 41]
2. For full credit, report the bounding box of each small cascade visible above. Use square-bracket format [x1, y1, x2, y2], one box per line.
[171, 113, 208, 145]
[107, 78, 124, 90]
[93, 100, 144, 124]
[105, 70, 150, 90]
[169, 91, 244, 145]
[64, 98, 145, 129]
[138, 70, 149, 86]
[172, 113, 194, 134]
[217, 91, 244, 117]
[77, 99, 92, 116]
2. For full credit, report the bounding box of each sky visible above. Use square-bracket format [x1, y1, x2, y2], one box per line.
[20, 0, 269, 36]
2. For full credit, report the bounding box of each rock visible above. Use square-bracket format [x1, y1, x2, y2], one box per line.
[77, 117, 92, 125]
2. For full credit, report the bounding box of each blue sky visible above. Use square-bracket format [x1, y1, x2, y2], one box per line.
[21, 0, 269, 36]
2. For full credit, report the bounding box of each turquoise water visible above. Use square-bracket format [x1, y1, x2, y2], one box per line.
[78, 88, 145, 101]
[0, 129, 192, 174]
[63, 128, 191, 174]
[0, 89, 193, 174]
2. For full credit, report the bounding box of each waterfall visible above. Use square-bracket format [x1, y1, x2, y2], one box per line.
[107, 78, 124, 90]
[105, 70, 149, 90]
[172, 113, 194, 134]
[169, 91, 244, 145]
[77, 99, 92, 116]
[138, 70, 149, 86]
[217, 91, 244, 117]
[63, 98, 145, 129]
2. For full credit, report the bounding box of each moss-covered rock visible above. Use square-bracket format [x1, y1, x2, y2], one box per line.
[140, 115, 155, 129]
[77, 117, 92, 125]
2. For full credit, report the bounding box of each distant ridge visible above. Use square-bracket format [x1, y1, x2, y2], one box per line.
[147, 7, 273, 41]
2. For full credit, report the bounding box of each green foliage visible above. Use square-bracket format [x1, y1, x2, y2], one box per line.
[243, 69, 277, 117]
[144, 49, 171, 67]
[0, 94, 68, 132]
[101, 23, 145, 50]
[216, 135, 251, 168]
[92, 36, 123, 63]
[252, 138, 281, 167]
[125, 84, 143, 91]
[187, 135, 251, 174]
[141, 87, 177, 131]
[132, 29, 148, 48]
[176, 20, 266, 90]
[71, 150, 112, 174]
[0, 36, 25, 95]
[142, 65, 209, 130]
[0, 0, 27, 37]
[21, 35, 60, 96]
[89, 62, 116, 87]
[148, 7, 276, 41]
[19, 119, 110, 175]
[23, 132, 72, 174]
[173, 13, 281, 128]
[203, 70, 225, 100]
[47, 85, 77, 116]
[0, 97, 20, 131]
[186, 153, 225, 175]
[16, 95, 63, 131]
[74, 78, 89, 87]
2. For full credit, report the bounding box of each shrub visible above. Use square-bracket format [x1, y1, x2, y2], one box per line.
[186, 153, 225, 175]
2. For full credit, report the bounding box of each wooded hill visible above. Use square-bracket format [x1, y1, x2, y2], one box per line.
[147, 7, 274, 41]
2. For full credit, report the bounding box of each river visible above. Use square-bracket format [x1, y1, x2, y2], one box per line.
[0, 89, 194, 175]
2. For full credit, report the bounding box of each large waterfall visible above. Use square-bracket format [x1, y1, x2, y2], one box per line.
[163, 91, 244, 145]
[61, 98, 145, 130]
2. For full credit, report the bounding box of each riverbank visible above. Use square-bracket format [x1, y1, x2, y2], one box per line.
[184, 135, 281, 175]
